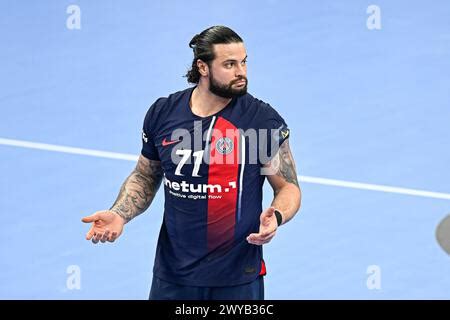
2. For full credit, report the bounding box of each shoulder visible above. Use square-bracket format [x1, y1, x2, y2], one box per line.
[143, 87, 192, 130]
[238, 93, 285, 124]
[146, 87, 191, 115]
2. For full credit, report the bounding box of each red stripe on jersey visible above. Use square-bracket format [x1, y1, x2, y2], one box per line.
[207, 116, 240, 253]
[259, 260, 267, 276]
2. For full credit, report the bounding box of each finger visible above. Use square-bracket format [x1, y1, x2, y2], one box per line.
[86, 229, 95, 240]
[82, 213, 99, 223]
[94, 232, 102, 242]
[261, 229, 277, 239]
[247, 233, 259, 240]
[247, 233, 265, 243]
[258, 230, 277, 241]
[100, 230, 110, 243]
[108, 231, 118, 242]
[260, 229, 277, 243]
[248, 227, 276, 240]
[91, 234, 99, 244]
[247, 230, 276, 243]
[246, 235, 258, 245]
[259, 230, 277, 241]
[248, 236, 274, 246]
[259, 226, 277, 237]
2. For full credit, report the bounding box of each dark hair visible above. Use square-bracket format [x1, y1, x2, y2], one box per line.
[185, 26, 243, 84]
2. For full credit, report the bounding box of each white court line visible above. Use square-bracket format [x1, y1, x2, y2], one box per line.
[1, 137, 450, 200]
[0, 137, 138, 161]
[299, 176, 450, 200]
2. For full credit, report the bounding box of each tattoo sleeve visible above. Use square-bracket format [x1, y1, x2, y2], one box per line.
[266, 139, 301, 224]
[274, 139, 299, 187]
[110, 155, 163, 223]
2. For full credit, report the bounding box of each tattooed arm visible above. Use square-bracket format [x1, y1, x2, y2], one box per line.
[110, 155, 164, 223]
[81, 155, 163, 244]
[264, 139, 301, 225]
[246, 139, 301, 245]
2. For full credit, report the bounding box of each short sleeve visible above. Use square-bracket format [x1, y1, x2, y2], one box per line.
[258, 103, 290, 165]
[141, 100, 162, 161]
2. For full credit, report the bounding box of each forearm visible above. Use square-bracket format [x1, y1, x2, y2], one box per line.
[110, 157, 163, 223]
[266, 139, 301, 226]
[271, 184, 301, 225]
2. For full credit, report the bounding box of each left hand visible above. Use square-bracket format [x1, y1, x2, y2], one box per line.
[246, 207, 278, 245]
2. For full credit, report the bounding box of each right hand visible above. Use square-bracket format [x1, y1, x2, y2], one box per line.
[81, 210, 125, 244]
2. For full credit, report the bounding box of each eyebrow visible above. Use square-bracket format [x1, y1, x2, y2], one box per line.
[222, 55, 248, 63]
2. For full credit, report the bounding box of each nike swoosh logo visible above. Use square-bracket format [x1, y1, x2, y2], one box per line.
[162, 138, 180, 146]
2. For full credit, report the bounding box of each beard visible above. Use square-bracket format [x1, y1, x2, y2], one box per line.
[208, 72, 248, 99]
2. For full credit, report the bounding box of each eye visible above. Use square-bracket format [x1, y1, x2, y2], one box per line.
[241, 59, 247, 66]
[224, 62, 234, 68]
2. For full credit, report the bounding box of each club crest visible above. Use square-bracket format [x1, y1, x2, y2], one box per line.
[215, 137, 233, 155]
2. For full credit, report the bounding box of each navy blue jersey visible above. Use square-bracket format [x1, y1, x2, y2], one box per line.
[141, 87, 289, 287]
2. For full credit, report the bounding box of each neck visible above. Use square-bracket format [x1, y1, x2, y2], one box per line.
[190, 81, 232, 117]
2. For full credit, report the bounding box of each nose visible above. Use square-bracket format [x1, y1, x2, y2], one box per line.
[235, 64, 246, 77]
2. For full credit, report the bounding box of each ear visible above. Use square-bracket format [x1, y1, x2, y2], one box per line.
[197, 59, 209, 77]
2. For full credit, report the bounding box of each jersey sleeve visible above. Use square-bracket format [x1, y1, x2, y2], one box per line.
[141, 99, 163, 161]
[258, 102, 290, 165]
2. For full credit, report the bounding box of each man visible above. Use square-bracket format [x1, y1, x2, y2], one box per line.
[82, 26, 301, 300]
